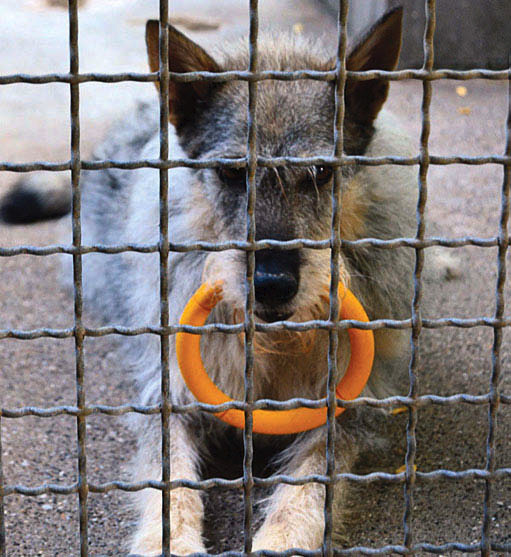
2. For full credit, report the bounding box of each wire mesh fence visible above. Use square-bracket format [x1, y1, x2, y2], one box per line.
[0, 0, 510, 555]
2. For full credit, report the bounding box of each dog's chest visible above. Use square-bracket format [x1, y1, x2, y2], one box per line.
[201, 328, 349, 402]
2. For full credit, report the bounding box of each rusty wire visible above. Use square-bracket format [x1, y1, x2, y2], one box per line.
[2, 234, 511, 258]
[0, 0, 510, 555]
[0, 68, 509, 85]
[242, 0, 259, 553]
[323, 2, 348, 556]
[67, 0, 89, 553]
[156, 0, 172, 554]
[2, 153, 511, 173]
[402, 0, 433, 549]
[481, 36, 511, 557]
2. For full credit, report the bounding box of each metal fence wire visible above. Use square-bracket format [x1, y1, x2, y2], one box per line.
[0, 0, 510, 555]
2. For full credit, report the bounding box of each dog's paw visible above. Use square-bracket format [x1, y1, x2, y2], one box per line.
[252, 524, 321, 553]
[130, 535, 206, 556]
[252, 530, 290, 553]
[169, 539, 207, 556]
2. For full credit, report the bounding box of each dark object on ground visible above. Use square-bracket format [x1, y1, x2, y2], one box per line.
[0, 174, 70, 224]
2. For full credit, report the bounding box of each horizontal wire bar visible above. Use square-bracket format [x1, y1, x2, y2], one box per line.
[0, 235, 506, 258]
[3, 467, 511, 497]
[1, 315, 511, 341]
[2, 393, 510, 419]
[255, 542, 509, 556]
[126, 542, 510, 557]
[0, 403, 162, 418]
[2, 154, 511, 173]
[0, 68, 509, 86]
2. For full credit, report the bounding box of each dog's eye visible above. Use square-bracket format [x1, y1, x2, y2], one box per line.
[217, 167, 246, 187]
[314, 165, 333, 186]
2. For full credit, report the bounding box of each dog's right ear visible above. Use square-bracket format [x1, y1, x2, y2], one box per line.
[146, 20, 222, 130]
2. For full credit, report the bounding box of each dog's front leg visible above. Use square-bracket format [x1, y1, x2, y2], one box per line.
[252, 429, 356, 552]
[130, 415, 205, 556]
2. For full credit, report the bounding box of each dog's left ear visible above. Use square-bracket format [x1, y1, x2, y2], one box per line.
[146, 20, 222, 130]
[344, 7, 403, 126]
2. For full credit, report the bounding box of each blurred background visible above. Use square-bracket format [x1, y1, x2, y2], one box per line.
[325, 0, 511, 69]
[0, 1, 510, 555]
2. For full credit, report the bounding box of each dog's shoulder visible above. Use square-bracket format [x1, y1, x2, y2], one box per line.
[92, 100, 160, 162]
[80, 101, 164, 242]
[346, 109, 417, 242]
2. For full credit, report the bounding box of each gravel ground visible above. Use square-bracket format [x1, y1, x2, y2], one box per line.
[1, 1, 510, 555]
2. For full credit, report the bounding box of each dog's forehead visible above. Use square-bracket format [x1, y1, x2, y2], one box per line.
[205, 79, 335, 158]
[256, 80, 335, 156]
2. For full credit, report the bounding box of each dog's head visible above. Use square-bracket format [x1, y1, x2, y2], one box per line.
[146, 10, 402, 324]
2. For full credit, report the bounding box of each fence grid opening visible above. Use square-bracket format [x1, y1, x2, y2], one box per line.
[0, 0, 510, 556]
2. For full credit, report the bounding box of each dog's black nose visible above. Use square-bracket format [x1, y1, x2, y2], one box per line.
[254, 269, 298, 305]
[253, 249, 299, 319]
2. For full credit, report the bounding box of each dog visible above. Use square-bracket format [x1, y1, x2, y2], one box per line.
[1, 7, 460, 555]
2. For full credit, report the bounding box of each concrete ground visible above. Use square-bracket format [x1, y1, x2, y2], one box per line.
[0, 0, 510, 555]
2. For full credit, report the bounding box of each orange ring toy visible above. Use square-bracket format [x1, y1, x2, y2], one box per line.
[175, 281, 374, 435]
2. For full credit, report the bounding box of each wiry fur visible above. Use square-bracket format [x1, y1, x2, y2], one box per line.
[1, 9, 460, 555]
[76, 20, 418, 553]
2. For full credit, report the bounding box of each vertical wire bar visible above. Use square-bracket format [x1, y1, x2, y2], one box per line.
[157, 0, 171, 555]
[480, 56, 511, 557]
[402, 0, 435, 550]
[68, 0, 88, 554]
[323, 1, 348, 555]
[0, 419, 5, 557]
[243, 0, 259, 553]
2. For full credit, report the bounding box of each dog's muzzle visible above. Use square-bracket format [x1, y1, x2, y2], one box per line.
[253, 249, 299, 322]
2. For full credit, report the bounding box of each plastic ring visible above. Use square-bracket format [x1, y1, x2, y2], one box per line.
[176, 281, 374, 435]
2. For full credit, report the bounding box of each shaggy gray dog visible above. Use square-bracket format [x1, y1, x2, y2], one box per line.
[1, 8, 458, 555]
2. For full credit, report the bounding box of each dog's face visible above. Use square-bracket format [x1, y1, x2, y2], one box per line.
[146, 11, 402, 323]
